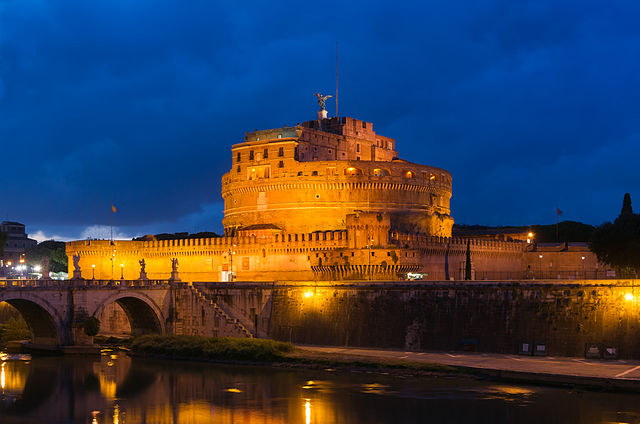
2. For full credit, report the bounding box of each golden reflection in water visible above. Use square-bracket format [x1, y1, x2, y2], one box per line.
[99, 374, 117, 401]
[0, 360, 27, 393]
[113, 404, 120, 424]
[305, 399, 311, 424]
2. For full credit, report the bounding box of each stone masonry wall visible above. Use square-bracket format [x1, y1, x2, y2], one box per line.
[267, 280, 640, 358]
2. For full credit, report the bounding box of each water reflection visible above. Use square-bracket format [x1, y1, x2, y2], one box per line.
[2, 350, 640, 423]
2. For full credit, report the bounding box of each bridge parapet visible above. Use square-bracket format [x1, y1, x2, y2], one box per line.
[0, 279, 173, 289]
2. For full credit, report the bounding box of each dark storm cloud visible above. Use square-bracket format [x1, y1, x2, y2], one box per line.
[1, 0, 639, 239]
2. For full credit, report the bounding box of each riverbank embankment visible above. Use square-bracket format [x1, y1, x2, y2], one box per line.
[293, 345, 640, 392]
[122, 335, 640, 392]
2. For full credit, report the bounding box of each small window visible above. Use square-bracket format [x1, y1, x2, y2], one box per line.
[312, 171, 318, 176]
[236, 152, 241, 162]
[356, 143, 360, 153]
[278, 160, 284, 168]
[278, 147, 284, 157]
[263, 148, 268, 158]
[297, 171, 303, 176]
[237, 166, 241, 173]
[249, 150, 254, 160]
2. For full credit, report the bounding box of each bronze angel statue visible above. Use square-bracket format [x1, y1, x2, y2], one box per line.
[314, 93, 332, 111]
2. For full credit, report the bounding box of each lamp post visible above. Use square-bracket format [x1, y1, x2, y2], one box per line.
[581, 256, 585, 279]
[368, 236, 373, 281]
[538, 254, 543, 279]
[120, 263, 124, 280]
[228, 244, 236, 282]
[92, 264, 95, 280]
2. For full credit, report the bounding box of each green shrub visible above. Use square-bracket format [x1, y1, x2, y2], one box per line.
[82, 317, 101, 337]
[130, 335, 293, 361]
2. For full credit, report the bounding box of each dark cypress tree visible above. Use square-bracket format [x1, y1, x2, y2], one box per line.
[465, 239, 472, 280]
[621, 193, 633, 215]
[590, 193, 640, 277]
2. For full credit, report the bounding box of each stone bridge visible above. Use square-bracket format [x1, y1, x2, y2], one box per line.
[0, 279, 268, 351]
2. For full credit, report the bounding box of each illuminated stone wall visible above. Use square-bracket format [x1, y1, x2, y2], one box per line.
[267, 280, 640, 358]
[66, 232, 524, 282]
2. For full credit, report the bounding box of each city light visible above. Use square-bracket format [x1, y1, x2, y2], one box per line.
[625, 293, 634, 301]
[304, 291, 314, 298]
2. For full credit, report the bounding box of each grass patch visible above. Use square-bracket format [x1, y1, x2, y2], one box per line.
[94, 335, 132, 347]
[130, 335, 294, 362]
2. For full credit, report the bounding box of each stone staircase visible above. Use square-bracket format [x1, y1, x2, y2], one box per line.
[187, 283, 254, 338]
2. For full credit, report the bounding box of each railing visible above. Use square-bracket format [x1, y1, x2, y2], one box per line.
[0, 278, 172, 289]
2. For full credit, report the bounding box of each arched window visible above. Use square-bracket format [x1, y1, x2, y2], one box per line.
[344, 167, 363, 176]
[405, 170, 415, 178]
[373, 168, 390, 177]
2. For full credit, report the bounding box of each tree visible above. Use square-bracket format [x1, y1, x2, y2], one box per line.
[0, 231, 7, 258]
[26, 240, 68, 273]
[465, 239, 472, 280]
[621, 193, 633, 215]
[590, 193, 640, 277]
[82, 317, 101, 337]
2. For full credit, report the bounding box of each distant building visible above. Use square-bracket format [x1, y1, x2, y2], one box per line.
[524, 242, 614, 279]
[1, 221, 38, 265]
[453, 226, 532, 243]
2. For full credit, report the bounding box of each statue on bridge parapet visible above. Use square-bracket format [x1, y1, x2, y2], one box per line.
[170, 257, 181, 282]
[41, 257, 50, 280]
[138, 259, 148, 280]
[72, 254, 82, 279]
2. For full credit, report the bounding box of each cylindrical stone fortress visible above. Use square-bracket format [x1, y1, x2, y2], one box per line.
[222, 116, 453, 236]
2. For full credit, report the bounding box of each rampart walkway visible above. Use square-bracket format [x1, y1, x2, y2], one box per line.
[296, 346, 640, 390]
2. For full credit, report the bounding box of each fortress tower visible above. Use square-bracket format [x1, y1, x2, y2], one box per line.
[222, 116, 454, 237]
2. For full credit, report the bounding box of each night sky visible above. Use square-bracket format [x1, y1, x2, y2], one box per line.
[1, 1, 639, 241]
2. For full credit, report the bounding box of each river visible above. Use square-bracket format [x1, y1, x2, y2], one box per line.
[0, 350, 639, 423]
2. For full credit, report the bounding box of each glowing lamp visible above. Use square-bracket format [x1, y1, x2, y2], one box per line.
[625, 293, 634, 301]
[304, 291, 314, 298]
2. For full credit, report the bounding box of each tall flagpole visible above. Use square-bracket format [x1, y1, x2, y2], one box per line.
[110, 201, 113, 244]
[336, 41, 339, 118]
[555, 205, 559, 242]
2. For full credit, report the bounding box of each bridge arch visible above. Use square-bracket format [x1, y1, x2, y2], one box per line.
[93, 292, 165, 336]
[0, 294, 63, 346]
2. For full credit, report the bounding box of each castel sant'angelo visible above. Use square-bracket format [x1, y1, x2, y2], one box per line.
[67, 101, 524, 281]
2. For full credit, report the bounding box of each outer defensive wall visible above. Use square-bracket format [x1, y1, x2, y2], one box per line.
[3, 278, 640, 359]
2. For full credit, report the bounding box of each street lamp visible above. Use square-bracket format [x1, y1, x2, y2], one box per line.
[120, 263, 124, 279]
[581, 256, 585, 279]
[538, 254, 543, 279]
[368, 236, 374, 281]
[228, 244, 237, 282]
[92, 264, 95, 280]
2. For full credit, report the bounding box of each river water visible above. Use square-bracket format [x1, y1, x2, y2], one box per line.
[0, 350, 639, 424]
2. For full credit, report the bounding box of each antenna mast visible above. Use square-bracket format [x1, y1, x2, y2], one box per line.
[335, 41, 339, 117]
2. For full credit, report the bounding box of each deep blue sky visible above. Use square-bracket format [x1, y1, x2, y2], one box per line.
[1, 1, 638, 241]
